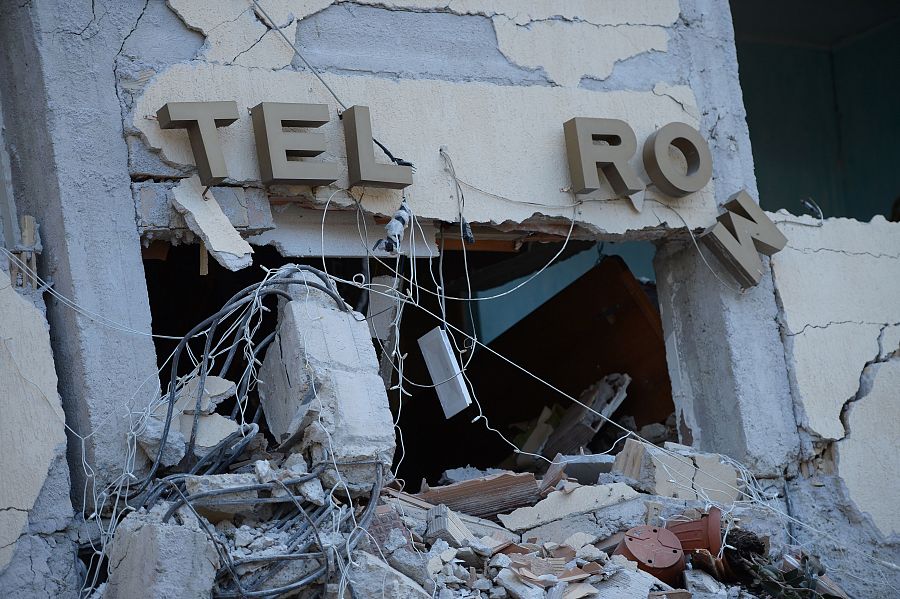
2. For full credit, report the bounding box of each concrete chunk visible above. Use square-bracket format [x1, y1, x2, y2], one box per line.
[171, 175, 253, 271]
[105, 511, 219, 599]
[137, 417, 186, 467]
[498, 483, 639, 532]
[349, 551, 431, 598]
[259, 294, 395, 492]
[612, 439, 741, 503]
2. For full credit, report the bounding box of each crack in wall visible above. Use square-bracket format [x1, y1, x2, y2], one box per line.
[838, 324, 898, 439]
[784, 319, 900, 338]
[784, 245, 900, 260]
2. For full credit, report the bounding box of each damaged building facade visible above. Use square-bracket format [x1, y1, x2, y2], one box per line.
[1, 0, 899, 597]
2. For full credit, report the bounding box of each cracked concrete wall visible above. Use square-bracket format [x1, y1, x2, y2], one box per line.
[120, 0, 722, 239]
[121, 0, 802, 478]
[0, 0, 161, 519]
[650, 0, 799, 478]
[771, 213, 900, 537]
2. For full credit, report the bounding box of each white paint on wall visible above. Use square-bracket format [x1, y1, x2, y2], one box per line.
[134, 63, 716, 236]
[168, 0, 679, 85]
[770, 213, 900, 441]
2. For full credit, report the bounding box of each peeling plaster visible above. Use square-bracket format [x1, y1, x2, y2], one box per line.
[166, 1, 679, 80]
[171, 176, 254, 270]
[837, 358, 900, 536]
[0, 277, 67, 569]
[178, 0, 683, 28]
[492, 19, 667, 87]
[133, 63, 715, 236]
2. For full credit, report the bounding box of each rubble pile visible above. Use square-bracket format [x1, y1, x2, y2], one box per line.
[89, 268, 849, 599]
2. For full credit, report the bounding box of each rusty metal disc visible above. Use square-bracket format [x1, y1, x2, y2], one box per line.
[613, 525, 685, 585]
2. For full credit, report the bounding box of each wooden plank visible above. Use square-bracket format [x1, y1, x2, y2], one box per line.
[414, 471, 539, 519]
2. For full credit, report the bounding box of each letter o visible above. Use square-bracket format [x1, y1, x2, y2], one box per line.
[642, 122, 712, 197]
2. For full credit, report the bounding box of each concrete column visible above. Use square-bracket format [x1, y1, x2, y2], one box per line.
[654, 0, 800, 476]
[0, 0, 160, 508]
[654, 246, 799, 476]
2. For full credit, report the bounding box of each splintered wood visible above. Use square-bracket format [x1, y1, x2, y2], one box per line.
[415, 472, 539, 519]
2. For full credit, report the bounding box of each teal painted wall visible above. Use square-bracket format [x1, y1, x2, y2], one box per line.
[473, 242, 656, 344]
[737, 21, 900, 221]
[833, 21, 900, 221]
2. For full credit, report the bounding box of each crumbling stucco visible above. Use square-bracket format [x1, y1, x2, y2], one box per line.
[171, 175, 254, 270]
[0, 276, 67, 569]
[493, 19, 669, 87]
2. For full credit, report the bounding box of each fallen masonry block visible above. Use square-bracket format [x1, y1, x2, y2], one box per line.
[498, 483, 639, 532]
[495, 567, 545, 599]
[416, 471, 539, 519]
[426, 503, 478, 547]
[258, 290, 394, 493]
[105, 511, 219, 599]
[612, 439, 741, 503]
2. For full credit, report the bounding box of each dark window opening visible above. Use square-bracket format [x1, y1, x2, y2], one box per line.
[730, 0, 900, 221]
[142, 238, 675, 489]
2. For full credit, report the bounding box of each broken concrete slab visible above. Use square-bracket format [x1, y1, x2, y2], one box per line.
[349, 550, 431, 598]
[171, 175, 253, 271]
[105, 511, 219, 599]
[612, 439, 741, 503]
[494, 567, 545, 599]
[259, 290, 395, 492]
[592, 568, 657, 599]
[498, 483, 639, 532]
[0, 276, 69, 569]
[520, 498, 647, 546]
